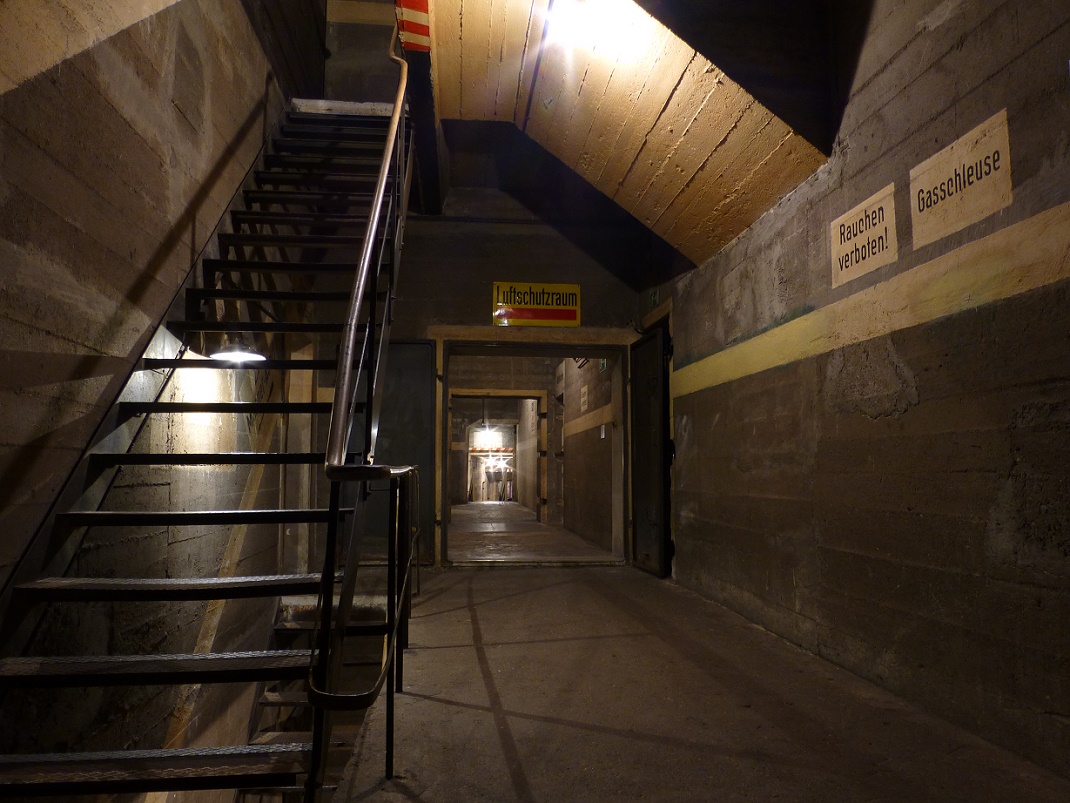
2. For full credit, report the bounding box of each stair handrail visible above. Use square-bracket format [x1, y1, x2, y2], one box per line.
[305, 28, 414, 798]
[324, 31, 409, 481]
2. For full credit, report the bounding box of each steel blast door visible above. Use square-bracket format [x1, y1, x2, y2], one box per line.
[630, 324, 672, 576]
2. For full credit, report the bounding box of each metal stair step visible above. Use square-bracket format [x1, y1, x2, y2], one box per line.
[142, 357, 347, 371]
[118, 402, 333, 416]
[0, 650, 312, 687]
[281, 124, 387, 140]
[275, 620, 389, 637]
[286, 110, 389, 125]
[264, 154, 380, 172]
[187, 287, 353, 303]
[167, 320, 348, 334]
[243, 189, 374, 207]
[203, 258, 367, 277]
[273, 137, 382, 154]
[220, 232, 368, 249]
[254, 170, 382, 188]
[232, 209, 370, 228]
[90, 451, 327, 467]
[57, 509, 345, 527]
[251, 731, 323, 746]
[0, 743, 310, 796]
[260, 690, 310, 707]
[17, 574, 323, 602]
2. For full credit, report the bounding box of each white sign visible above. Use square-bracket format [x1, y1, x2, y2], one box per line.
[580, 385, 588, 413]
[831, 183, 898, 288]
[910, 109, 1012, 249]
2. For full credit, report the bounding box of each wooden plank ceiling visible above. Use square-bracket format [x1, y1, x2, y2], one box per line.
[428, 0, 825, 264]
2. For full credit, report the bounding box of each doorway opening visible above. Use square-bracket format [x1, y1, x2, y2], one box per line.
[443, 345, 627, 566]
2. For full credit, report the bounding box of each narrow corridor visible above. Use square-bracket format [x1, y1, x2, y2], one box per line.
[339, 567, 1070, 802]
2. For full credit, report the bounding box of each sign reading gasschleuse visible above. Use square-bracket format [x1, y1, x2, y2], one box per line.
[493, 282, 581, 327]
[910, 109, 1012, 249]
[831, 183, 897, 288]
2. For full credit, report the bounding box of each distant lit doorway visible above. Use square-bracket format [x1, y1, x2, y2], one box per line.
[442, 345, 628, 565]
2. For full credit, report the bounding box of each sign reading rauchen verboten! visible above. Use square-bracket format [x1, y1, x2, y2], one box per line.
[831, 183, 898, 288]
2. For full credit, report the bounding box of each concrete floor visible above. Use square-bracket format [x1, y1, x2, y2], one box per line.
[446, 502, 619, 565]
[336, 567, 1070, 802]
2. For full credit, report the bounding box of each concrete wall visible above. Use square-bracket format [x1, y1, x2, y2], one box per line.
[667, 0, 1070, 774]
[394, 215, 641, 338]
[241, 0, 328, 99]
[0, 0, 289, 592]
[562, 357, 616, 550]
[517, 398, 540, 513]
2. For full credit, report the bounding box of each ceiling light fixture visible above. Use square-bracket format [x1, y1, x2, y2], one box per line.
[545, 0, 650, 65]
[209, 334, 267, 364]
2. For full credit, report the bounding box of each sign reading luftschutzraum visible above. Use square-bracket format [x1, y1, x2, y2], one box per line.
[492, 282, 581, 327]
[910, 109, 1012, 249]
[831, 183, 898, 288]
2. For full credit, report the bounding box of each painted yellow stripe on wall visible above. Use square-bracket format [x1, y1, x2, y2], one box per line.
[563, 402, 615, 438]
[672, 200, 1070, 399]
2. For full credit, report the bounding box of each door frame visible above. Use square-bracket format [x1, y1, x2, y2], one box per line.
[629, 315, 673, 577]
[436, 333, 634, 565]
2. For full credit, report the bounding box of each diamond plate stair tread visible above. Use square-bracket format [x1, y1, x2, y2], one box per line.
[264, 155, 380, 171]
[18, 574, 323, 601]
[187, 285, 354, 300]
[57, 509, 344, 526]
[231, 210, 370, 226]
[242, 189, 375, 206]
[254, 171, 381, 186]
[117, 402, 333, 415]
[273, 137, 382, 153]
[280, 125, 387, 141]
[90, 450, 329, 465]
[260, 690, 310, 707]
[220, 232, 367, 247]
[203, 258, 368, 273]
[0, 743, 309, 792]
[142, 357, 345, 370]
[0, 650, 312, 686]
[167, 320, 348, 333]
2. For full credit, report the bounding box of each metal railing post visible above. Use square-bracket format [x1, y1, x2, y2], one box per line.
[385, 476, 400, 779]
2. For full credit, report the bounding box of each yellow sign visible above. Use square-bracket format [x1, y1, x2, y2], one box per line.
[910, 109, 1012, 249]
[831, 183, 898, 288]
[492, 282, 581, 327]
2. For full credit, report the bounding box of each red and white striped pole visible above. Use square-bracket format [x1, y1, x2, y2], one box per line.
[395, 0, 431, 52]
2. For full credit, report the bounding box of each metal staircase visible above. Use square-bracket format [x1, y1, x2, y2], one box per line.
[0, 45, 416, 802]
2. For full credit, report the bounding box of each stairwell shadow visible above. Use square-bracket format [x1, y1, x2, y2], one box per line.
[409, 576, 574, 621]
[0, 75, 280, 602]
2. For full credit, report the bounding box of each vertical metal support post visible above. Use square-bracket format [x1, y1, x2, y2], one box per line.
[396, 472, 411, 691]
[385, 476, 399, 780]
[307, 481, 342, 799]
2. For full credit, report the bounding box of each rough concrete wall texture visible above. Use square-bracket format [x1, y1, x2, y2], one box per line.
[670, 0, 1070, 775]
[0, 0, 183, 94]
[562, 357, 615, 549]
[516, 398, 540, 513]
[394, 219, 639, 337]
[0, 0, 285, 589]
